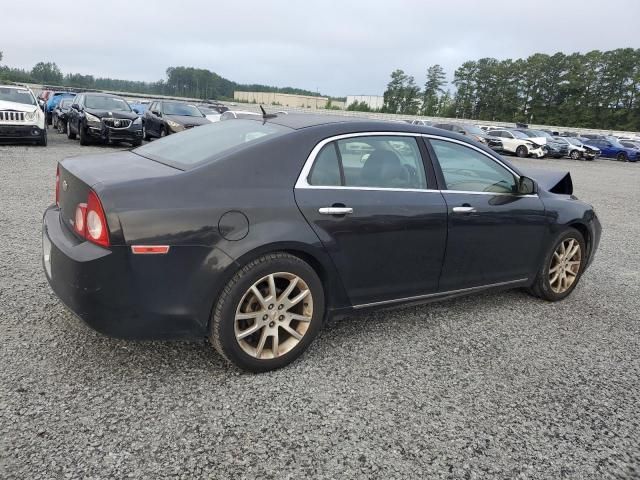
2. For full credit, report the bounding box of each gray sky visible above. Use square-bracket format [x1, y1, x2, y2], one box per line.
[2, 0, 639, 97]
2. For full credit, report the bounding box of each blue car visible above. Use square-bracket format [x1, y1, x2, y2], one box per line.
[579, 136, 638, 162]
[45, 92, 76, 125]
[129, 102, 149, 115]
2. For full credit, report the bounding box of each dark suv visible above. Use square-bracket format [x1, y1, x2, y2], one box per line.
[432, 122, 503, 151]
[66, 93, 142, 146]
[143, 101, 209, 140]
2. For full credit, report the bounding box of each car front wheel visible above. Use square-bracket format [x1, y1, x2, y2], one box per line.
[67, 120, 76, 140]
[570, 150, 581, 160]
[616, 152, 628, 162]
[209, 253, 325, 372]
[516, 145, 528, 158]
[528, 227, 586, 301]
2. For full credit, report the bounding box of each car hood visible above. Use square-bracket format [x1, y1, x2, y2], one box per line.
[85, 108, 138, 120]
[518, 167, 573, 195]
[165, 114, 209, 125]
[0, 100, 38, 113]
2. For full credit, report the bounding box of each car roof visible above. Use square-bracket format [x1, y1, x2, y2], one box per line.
[83, 92, 126, 98]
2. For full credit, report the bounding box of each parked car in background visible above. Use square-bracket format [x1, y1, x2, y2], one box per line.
[37, 90, 53, 110]
[129, 101, 149, 116]
[43, 115, 601, 372]
[580, 136, 639, 162]
[220, 110, 262, 120]
[143, 100, 209, 140]
[66, 92, 142, 146]
[52, 97, 75, 133]
[432, 122, 503, 151]
[554, 136, 600, 160]
[619, 140, 640, 152]
[486, 129, 545, 158]
[404, 119, 432, 126]
[514, 129, 568, 158]
[0, 84, 47, 145]
[197, 104, 228, 122]
[45, 92, 76, 126]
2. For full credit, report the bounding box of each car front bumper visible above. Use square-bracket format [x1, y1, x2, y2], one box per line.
[0, 125, 45, 142]
[86, 123, 143, 143]
[42, 205, 236, 340]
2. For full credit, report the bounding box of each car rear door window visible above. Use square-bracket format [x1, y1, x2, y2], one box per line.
[308, 144, 341, 186]
[430, 139, 517, 194]
[338, 136, 427, 189]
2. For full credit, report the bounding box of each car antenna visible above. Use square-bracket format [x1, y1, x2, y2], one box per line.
[260, 105, 278, 120]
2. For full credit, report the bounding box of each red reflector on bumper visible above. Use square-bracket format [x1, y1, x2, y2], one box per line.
[131, 245, 170, 255]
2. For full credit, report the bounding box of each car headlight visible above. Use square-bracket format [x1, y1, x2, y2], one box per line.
[133, 116, 142, 125]
[167, 119, 182, 129]
[85, 112, 101, 125]
[24, 111, 36, 121]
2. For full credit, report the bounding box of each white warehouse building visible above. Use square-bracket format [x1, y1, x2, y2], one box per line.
[346, 95, 385, 110]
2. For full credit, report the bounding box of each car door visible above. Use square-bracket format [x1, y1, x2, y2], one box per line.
[294, 133, 448, 307]
[70, 94, 83, 133]
[147, 102, 160, 135]
[426, 137, 548, 291]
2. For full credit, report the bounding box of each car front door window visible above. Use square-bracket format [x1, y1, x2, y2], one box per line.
[430, 139, 517, 194]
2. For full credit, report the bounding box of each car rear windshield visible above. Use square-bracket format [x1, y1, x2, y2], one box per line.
[133, 119, 291, 170]
[0, 87, 36, 106]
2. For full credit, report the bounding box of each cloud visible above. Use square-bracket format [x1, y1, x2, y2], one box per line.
[2, 0, 639, 96]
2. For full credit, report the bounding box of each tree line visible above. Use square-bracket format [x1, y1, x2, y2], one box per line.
[376, 48, 640, 131]
[0, 53, 324, 100]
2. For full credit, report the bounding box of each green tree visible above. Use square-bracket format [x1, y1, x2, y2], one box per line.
[31, 62, 63, 84]
[382, 69, 421, 114]
[421, 65, 446, 115]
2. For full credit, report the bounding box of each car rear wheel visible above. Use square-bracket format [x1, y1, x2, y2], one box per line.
[516, 145, 528, 158]
[528, 227, 586, 301]
[66, 120, 76, 140]
[570, 150, 581, 160]
[209, 253, 325, 372]
[616, 152, 628, 162]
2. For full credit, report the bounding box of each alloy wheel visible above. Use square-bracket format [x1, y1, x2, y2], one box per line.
[234, 272, 313, 359]
[570, 150, 580, 160]
[549, 238, 582, 293]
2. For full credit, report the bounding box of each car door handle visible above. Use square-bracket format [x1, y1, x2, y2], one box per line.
[452, 206, 477, 214]
[319, 207, 353, 215]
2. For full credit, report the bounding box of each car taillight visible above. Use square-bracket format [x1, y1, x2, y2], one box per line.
[55, 164, 60, 207]
[74, 203, 87, 234]
[73, 190, 110, 248]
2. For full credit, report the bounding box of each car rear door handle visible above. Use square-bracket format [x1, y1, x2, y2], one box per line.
[319, 207, 353, 215]
[452, 206, 477, 214]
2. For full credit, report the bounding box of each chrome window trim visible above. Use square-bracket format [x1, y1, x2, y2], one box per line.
[353, 278, 529, 309]
[295, 131, 429, 191]
[294, 131, 538, 198]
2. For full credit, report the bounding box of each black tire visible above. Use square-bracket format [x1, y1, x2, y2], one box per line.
[38, 129, 47, 146]
[570, 149, 581, 160]
[516, 145, 528, 158]
[616, 152, 628, 162]
[209, 252, 325, 372]
[159, 126, 167, 138]
[527, 227, 587, 302]
[142, 123, 151, 141]
[78, 123, 89, 146]
[67, 120, 76, 140]
[131, 139, 142, 147]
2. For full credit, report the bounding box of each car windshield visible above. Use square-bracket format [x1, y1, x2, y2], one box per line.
[0, 87, 36, 106]
[134, 119, 291, 169]
[164, 102, 202, 116]
[511, 130, 529, 139]
[528, 129, 553, 139]
[198, 106, 218, 115]
[85, 96, 131, 111]
[606, 137, 624, 148]
[60, 99, 74, 107]
[463, 124, 485, 135]
[565, 137, 581, 146]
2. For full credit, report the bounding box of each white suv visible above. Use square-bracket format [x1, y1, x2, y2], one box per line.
[0, 84, 47, 146]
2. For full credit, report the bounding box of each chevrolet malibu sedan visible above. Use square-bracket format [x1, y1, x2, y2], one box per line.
[43, 115, 601, 372]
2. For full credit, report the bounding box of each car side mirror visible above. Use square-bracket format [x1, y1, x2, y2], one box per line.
[153, 111, 161, 117]
[71, 104, 80, 110]
[517, 176, 536, 195]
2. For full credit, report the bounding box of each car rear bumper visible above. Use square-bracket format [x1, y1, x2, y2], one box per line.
[42, 205, 236, 340]
[0, 125, 45, 142]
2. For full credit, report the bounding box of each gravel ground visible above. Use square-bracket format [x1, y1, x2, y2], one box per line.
[1, 131, 639, 479]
